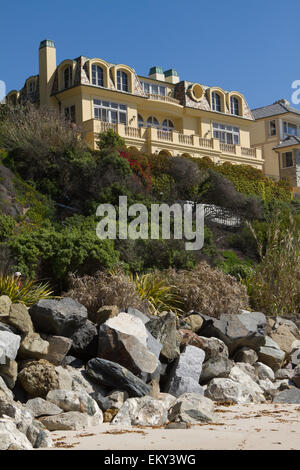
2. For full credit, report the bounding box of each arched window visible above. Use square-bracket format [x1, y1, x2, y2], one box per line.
[162, 119, 175, 131]
[117, 70, 129, 92]
[230, 96, 240, 115]
[147, 116, 160, 128]
[138, 114, 144, 128]
[212, 92, 221, 112]
[64, 66, 73, 89]
[92, 65, 104, 86]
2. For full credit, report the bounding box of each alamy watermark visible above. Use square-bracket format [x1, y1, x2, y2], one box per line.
[0, 81, 6, 104]
[96, 196, 204, 251]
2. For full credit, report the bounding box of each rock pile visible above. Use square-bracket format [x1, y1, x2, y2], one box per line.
[1, 295, 300, 450]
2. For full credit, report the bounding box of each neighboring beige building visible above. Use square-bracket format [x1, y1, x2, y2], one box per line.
[7, 39, 262, 168]
[251, 99, 300, 186]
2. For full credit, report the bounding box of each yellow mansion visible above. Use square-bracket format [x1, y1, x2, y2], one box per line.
[7, 39, 263, 168]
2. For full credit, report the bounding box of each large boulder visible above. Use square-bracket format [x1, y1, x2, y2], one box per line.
[26, 420, 53, 448]
[257, 336, 285, 371]
[253, 362, 275, 381]
[146, 312, 179, 362]
[18, 332, 49, 360]
[273, 387, 300, 403]
[98, 312, 161, 376]
[90, 305, 119, 325]
[46, 389, 101, 417]
[18, 360, 59, 398]
[0, 376, 14, 401]
[200, 357, 233, 385]
[86, 358, 150, 397]
[39, 411, 102, 431]
[164, 345, 205, 397]
[205, 365, 266, 404]
[290, 348, 300, 366]
[180, 312, 204, 333]
[3, 303, 34, 335]
[168, 393, 215, 424]
[70, 320, 98, 361]
[40, 335, 72, 366]
[0, 329, 21, 364]
[178, 330, 228, 361]
[112, 396, 168, 427]
[232, 347, 258, 365]
[0, 296, 12, 318]
[25, 397, 62, 418]
[0, 358, 17, 389]
[65, 365, 109, 396]
[291, 364, 300, 388]
[268, 323, 296, 356]
[0, 418, 32, 450]
[199, 310, 266, 354]
[29, 298, 88, 337]
[267, 317, 300, 340]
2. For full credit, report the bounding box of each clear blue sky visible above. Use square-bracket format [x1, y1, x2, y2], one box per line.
[1, 0, 300, 110]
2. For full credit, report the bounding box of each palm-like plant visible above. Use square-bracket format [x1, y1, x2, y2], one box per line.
[0, 273, 55, 306]
[130, 272, 183, 315]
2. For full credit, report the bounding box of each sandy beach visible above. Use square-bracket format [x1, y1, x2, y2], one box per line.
[48, 403, 300, 451]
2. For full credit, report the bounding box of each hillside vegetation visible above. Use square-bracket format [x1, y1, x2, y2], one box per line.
[0, 103, 299, 317]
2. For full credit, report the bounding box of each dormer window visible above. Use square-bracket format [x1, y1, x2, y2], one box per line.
[92, 65, 104, 87]
[117, 71, 129, 92]
[230, 96, 240, 115]
[64, 66, 73, 89]
[141, 81, 166, 96]
[212, 92, 221, 112]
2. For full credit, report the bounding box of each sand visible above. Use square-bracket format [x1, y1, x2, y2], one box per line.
[48, 403, 300, 451]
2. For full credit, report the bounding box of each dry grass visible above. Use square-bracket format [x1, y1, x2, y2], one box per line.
[161, 261, 249, 318]
[65, 269, 152, 315]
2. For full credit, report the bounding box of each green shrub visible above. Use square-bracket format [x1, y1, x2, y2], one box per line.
[214, 250, 254, 280]
[0, 214, 16, 241]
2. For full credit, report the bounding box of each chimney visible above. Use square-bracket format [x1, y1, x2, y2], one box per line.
[39, 39, 57, 107]
[164, 69, 180, 84]
[148, 66, 165, 81]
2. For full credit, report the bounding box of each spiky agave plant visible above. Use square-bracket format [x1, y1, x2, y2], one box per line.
[0, 273, 55, 306]
[130, 272, 183, 315]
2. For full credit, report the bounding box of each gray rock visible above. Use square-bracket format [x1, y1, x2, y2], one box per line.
[26, 420, 53, 448]
[194, 336, 229, 361]
[273, 387, 300, 403]
[164, 345, 205, 397]
[6, 303, 34, 335]
[0, 296, 12, 318]
[200, 357, 233, 385]
[146, 312, 180, 362]
[0, 329, 21, 363]
[0, 376, 14, 401]
[257, 378, 277, 398]
[290, 348, 300, 366]
[233, 347, 258, 365]
[86, 358, 150, 397]
[125, 307, 150, 325]
[66, 366, 109, 396]
[234, 362, 257, 381]
[55, 366, 73, 390]
[275, 368, 292, 380]
[0, 358, 17, 389]
[70, 320, 98, 361]
[254, 362, 275, 381]
[39, 411, 102, 431]
[98, 312, 161, 376]
[168, 392, 215, 424]
[41, 335, 72, 366]
[62, 356, 84, 368]
[0, 418, 32, 450]
[258, 336, 285, 371]
[199, 310, 266, 354]
[228, 365, 266, 403]
[291, 364, 300, 388]
[112, 396, 168, 426]
[19, 332, 49, 360]
[25, 397, 62, 417]
[29, 298, 88, 337]
[46, 389, 101, 416]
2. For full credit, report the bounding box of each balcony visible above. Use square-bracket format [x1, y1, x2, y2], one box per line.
[82, 119, 263, 164]
[145, 92, 180, 105]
